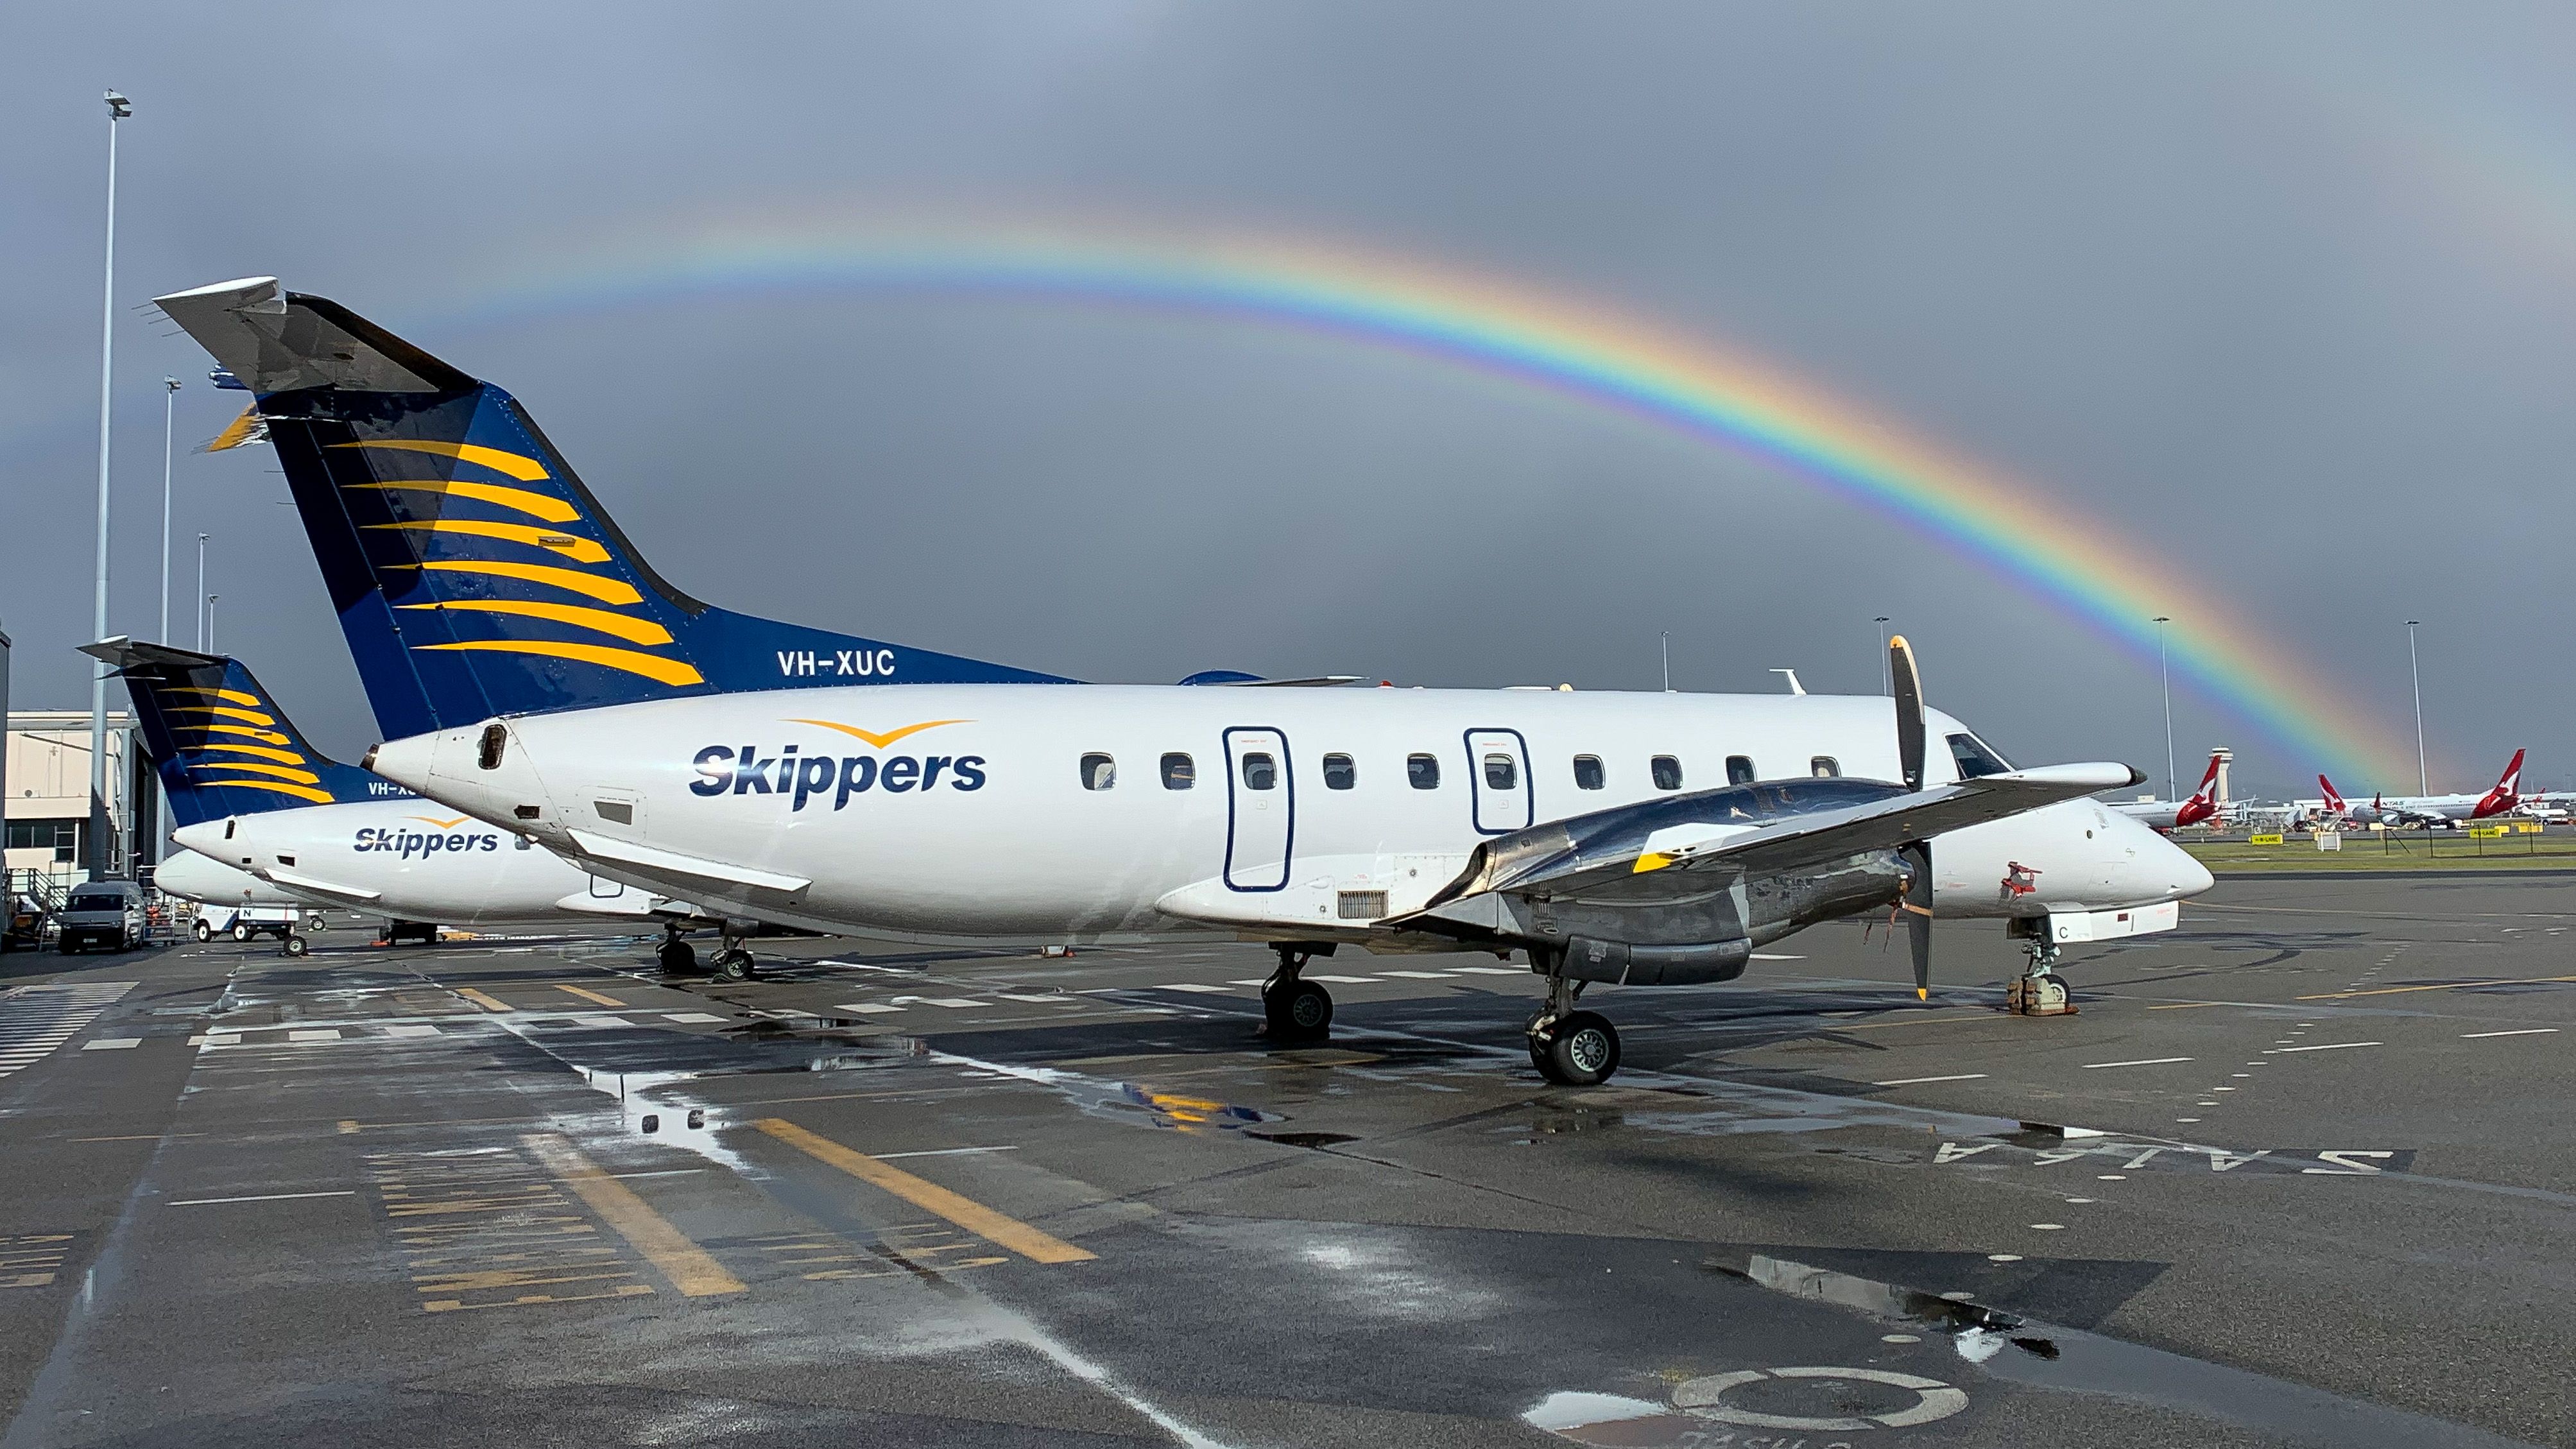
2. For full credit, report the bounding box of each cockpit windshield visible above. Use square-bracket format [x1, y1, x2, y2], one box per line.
[1946, 732, 2013, 780]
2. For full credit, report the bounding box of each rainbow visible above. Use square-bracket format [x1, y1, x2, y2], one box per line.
[448, 213, 2416, 781]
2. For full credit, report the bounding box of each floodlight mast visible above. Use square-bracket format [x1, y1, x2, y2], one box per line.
[88, 89, 129, 877]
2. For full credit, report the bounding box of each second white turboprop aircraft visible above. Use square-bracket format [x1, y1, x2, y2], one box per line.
[89, 637, 708, 960]
[157, 275, 2211, 1084]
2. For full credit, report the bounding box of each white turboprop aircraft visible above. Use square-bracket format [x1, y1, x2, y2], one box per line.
[87, 637, 707, 960]
[153, 850, 306, 916]
[156, 275, 2211, 1085]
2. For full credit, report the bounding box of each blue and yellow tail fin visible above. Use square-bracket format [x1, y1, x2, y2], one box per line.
[82, 639, 393, 828]
[153, 277, 1067, 739]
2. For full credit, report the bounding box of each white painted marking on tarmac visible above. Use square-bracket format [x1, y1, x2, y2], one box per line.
[2030, 1223, 2065, 1230]
[286, 1029, 340, 1043]
[382, 1025, 440, 1038]
[1305, 975, 1376, 984]
[1377, 970, 1456, 979]
[82, 1038, 141, 1050]
[168, 1190, 357, 1206]
[2462, 1027, 2559, 1039]
[1448, 966, 1528, 975]
[571, 1014, 628, 1028]
[1875, 1074, 1988, 1086]
[832, 1002, 905, 1015]
[2264, 1042, 2382, 1054]
[663, 1013, 727, 1024]
[2081, 1056, 2194, 1069]
[918, 998, 983, 1009]
[1986, 1253, 2023, 1262]
[872, 1145, 1022, 1160]
[995, 993, 1076, 1004]
[1157, 983, 1238, 993]
[1750, 953, 1805, 960]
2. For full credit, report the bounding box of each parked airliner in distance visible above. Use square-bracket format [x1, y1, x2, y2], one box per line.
[2301, 750, 2527, 829]
[156, 274, 2212, 1085]
[89, 637, 711, 961]
[2108, 751, 2224, 832]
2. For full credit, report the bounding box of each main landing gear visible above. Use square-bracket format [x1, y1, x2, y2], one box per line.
[712, 921, 758, 982]
[1262, 943, 1334, 1042]
[1526, 956, 1622, 1086]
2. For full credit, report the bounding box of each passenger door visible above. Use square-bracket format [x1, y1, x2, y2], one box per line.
[1465, 728, 1534, 836]
[1223, 727, 1294, 891]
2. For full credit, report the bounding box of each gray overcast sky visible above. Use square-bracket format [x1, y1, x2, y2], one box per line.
[5, 2, 2573, 798]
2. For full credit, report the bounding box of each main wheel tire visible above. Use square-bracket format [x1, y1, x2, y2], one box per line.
[1532, 1011, 1620, 1086]
[194, 920, 212, 942]
[1264, 980, 1334, 1040]
[658, 938, 698, 973]
[282, 935, 309, 958]
[715, 948, 756, 981]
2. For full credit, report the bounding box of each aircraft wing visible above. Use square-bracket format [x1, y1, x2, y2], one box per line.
[1405, 763, 2140, 921]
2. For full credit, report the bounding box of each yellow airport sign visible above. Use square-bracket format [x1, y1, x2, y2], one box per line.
[2249, 832, 2285, 846]
[2468, 825, 2509, 839]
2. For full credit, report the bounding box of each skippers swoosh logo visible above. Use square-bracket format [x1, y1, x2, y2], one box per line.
[784, 719, 970, 749]
[408, 815, 472, 829]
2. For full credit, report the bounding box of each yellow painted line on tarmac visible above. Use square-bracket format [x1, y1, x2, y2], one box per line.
[337, 1120, 362, 1135]
[754, 1117, 1095, 1264]
[455, 988, 512, 1013]
[520, 1133, 746, 1296]
[558, 984, 626, 1007]
[2297, 973, 2576, 1001]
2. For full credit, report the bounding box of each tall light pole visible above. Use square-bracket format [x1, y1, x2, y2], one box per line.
[2153, 616, 2175, 802]
[88, 89, 130, 878]
[2405, 619, 2427, 796]
[1874, 617, 1891, 694]
[159, 376, 180, 641]
[206, 595, 219, 653]
[194, 533, 210, 649]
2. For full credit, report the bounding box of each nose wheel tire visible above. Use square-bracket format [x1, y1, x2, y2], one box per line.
[1264, 979, 1334, 1041]
[714, 948, 757, 982]
[1531, 1011, 1621, 1086]
[658, 938, 699, 974]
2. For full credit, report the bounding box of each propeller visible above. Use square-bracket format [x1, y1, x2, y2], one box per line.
[1890, 636, 1934, 1000]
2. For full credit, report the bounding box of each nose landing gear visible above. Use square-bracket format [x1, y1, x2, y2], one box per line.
[1527, 957, 1622, 1086]
[2006, 927, 2075, 1016]
[656, 922, 699, 975]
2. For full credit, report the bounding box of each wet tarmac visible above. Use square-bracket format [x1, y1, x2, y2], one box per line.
[3, 873, 2573, 1447]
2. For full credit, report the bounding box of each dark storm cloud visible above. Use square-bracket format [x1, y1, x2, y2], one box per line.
[6, 2, 2573, 797]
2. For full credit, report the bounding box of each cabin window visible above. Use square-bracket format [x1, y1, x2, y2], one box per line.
[1160, 753, 1195, 789]
[1483, 753, 1519, 790]
[1572, 755, 1606, 790]
[1726, 755, 1756, 785]
[1947, 732, 2013, 780]
[1408, 753, 1441, 789]
[1241, 753, 1278, 791]
[1651, 755, 1683, 791]
[1081, 753, 1117, 791]
[1323, 753, 1358, 790]
[1810, 756, 1840, 778]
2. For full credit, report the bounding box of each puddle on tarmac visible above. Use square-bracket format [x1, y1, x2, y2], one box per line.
[1708, 1251, 2057, 1362]
[923, 1049, 1284, 1135]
